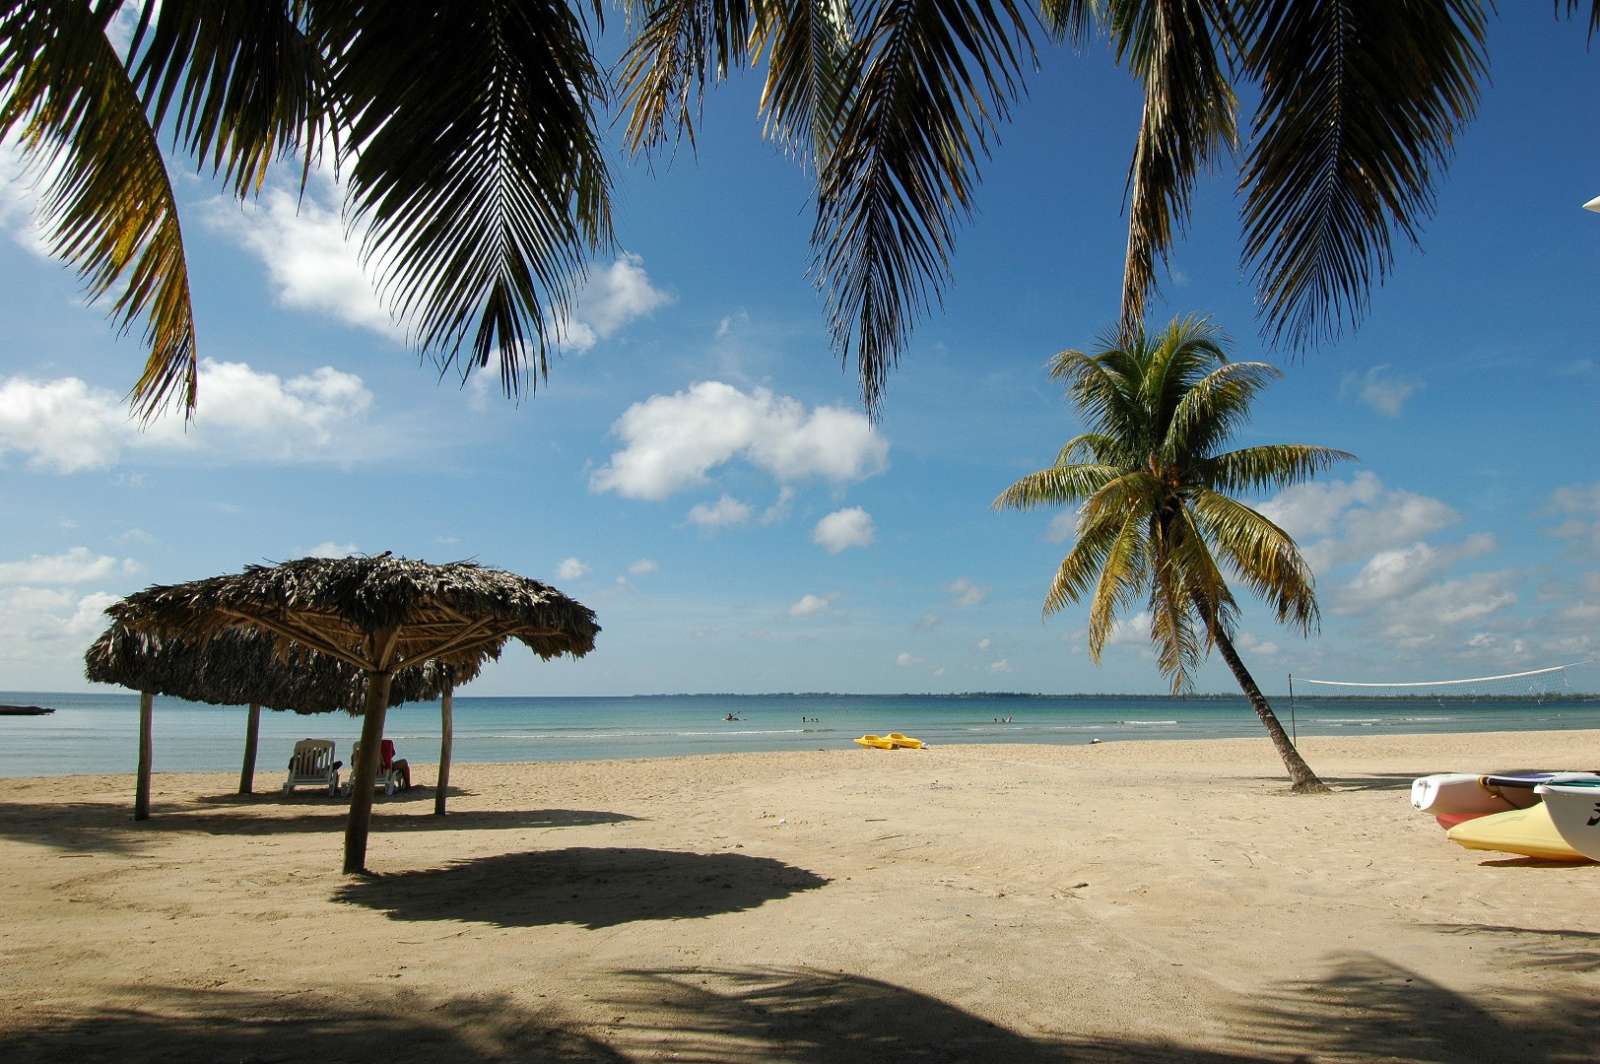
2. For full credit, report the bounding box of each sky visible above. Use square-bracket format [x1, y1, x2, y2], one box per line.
[0, 10, 1596, 697]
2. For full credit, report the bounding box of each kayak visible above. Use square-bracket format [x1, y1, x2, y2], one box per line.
[886, 732, 925, 749]
[1411, 771, 1549, 817]
[1445, 803, 1591, 863]
[1536, 778, 1600, 862]
[853, 734, 896, 750]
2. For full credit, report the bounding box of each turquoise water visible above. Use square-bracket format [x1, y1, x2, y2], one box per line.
[3, 690, 1599, 777]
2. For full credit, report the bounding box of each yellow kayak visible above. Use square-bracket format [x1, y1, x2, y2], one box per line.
[853, 734, 896, 750]
[886, 732, 925, 749]
[1445, 803, 1591, 863]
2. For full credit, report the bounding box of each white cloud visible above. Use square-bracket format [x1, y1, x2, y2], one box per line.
[0, 360, 378, 474]
[1105, 611, 1153, 647]
[202, 184, 399, 340]
[1550, 482, 1600, 553]
[116, 528, 156, 546]
[895, 652, 923, 667]
[0, 137, 60, 258]
[1237, 633, 1280, 659]
[0, 587, 119, 674]
[1341, 365, 1422, 417]
[761, 485, 796, 525]
[302, 541, 358, 559]
[916, 612, 942, 630]
[555, 253, 672, 351]
[1046, 512, 1076, 544]
[555, 557, 590, 581]
[977, 637, 992, 652]
[1338, 533, 1496, 611]
[591, 381, 889, 501]
[812, 507, 875, 554]
[687, 494, 752, 528]
[989, 659, 1012, 673]
[628, 558, 659, 576]
[0, 547, 126, 585]
[1260, 474, 1460, 574]
[789, 593, 837, 618]
[946, 578, 989, 608]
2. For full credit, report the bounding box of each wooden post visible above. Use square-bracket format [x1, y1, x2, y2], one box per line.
[435, 682, 454, 816]
[343, 671, 394, 874]
[134, 691, 154, 820]
[239, 702, 261, 795]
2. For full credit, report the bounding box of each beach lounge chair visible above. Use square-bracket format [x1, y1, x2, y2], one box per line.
[282, 739, 341, 797]
[347, 739, 407, 797]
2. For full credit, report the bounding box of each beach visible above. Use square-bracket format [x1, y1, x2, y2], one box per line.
[2, 729, 1596, 1063]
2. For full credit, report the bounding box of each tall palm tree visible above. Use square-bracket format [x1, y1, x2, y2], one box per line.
[624, 0, 1600, 416]
[994, 316, 1353, 793]
[3, 3, 1590, 419]
[0, 0, 612, 419]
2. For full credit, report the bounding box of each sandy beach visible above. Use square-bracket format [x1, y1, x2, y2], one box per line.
[2, 729, 1596, 1063]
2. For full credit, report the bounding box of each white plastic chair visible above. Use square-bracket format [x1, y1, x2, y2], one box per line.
[282, 739, 341, 797]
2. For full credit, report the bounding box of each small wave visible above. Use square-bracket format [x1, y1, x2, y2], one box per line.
[1313, 718, 1381, 724]
[1118, 720, 1178, 726]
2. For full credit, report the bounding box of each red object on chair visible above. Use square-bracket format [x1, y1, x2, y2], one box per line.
[379, 739, 396, 771]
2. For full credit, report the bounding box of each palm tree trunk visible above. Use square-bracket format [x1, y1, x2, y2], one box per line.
[1213, 628, 1329, 794]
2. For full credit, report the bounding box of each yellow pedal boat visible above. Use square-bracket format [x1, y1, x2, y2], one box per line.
[886, 732, 925, 749]
[1445, 802, 1591, 863]
[853, 734, 896, 750]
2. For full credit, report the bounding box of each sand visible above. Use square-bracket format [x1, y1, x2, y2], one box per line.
[1, 729, 1596, 1063]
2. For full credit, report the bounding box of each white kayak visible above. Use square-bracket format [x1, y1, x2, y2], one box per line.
[1410, 772, 1545, 816]
[1536, 778, 1600, 861]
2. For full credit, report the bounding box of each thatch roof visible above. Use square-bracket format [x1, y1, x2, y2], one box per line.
[84, 625, 480, 714]
[106, 553, 599, 673]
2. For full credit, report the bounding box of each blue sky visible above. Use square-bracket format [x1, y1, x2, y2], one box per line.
[0, 10, 1596, 697]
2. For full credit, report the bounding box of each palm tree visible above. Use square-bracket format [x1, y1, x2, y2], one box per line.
[3, 3, 1590, 420]
[0, 0, 612, 419]
[994, 316, 1353, 793]
[624, 0, 1599, 415]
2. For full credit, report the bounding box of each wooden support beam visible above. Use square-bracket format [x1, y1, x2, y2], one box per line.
[343, 625, 399, 875]
[435, 683, 454, 816]
[239, 702, 261, 795]
[134, 691, 153, 820]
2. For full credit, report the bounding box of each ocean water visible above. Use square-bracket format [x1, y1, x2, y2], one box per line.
[3, 690, 1599, 778]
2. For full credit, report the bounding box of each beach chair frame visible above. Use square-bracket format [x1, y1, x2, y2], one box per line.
[345, 741, 403, 797]
[282, 739, 340, 797]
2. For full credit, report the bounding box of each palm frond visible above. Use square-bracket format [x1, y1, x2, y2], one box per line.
[815, 0, 1032, 417]
[1055, 430, 1128, 466]
[1237, 0, 1487, 347]
[1558, 1, 1600, 39]
[1085, 506, 1149, 658]
[1049, 344, 1147, 445]
[618, 0, 757, 151]
[993, 462, 1122, 511]
[126, 0, 329, 199]
[1111, 0, 1235, 339]
[0, 0, 196, 419]
[1146, 550, 1202, 691]
[1039, 0, 1100, 44]
[1142, 313, 1228, 436]
[1197, 443, 1355, 494]
[315, 0, 613, 399]
[1159, 358, 1279, 463]
[752, 0, 854, 169]
[1043, 511, 1120, 615]
[1188, 488, 1316, 633]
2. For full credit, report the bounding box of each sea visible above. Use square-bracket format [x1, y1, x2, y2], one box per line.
[3, 690, 1599, 777]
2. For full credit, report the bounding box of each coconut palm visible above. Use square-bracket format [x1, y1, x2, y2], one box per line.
[994, 316, 1353, 793]
[0, 0, 611, 419]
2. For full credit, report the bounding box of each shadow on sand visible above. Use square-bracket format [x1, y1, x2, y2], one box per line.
[0, 986, 626, 1064]
[0, 800, 638, 855]
[2, 954, 1592, 1063]
[1424, 923, 1600, 974]
[334, 847, 829, 929]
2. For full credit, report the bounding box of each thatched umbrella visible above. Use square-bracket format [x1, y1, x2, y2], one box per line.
[108, 553, 599, 873]
[84, 624, 478, 808]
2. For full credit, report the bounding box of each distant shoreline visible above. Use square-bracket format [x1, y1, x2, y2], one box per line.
[23, 689, 1600, 703]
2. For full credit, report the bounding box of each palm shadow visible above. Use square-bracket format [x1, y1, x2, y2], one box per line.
[602, 966, 1268, 1063]
[0, 800, 638, 856]
[1423, 923, 1600, 974]
[334, 847, 829, 929]
[1235, 951, 1595, 1063]
[0, 985, 626, 1064]
[197, 783, 476, 807]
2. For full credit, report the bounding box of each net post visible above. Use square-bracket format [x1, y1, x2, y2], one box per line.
[1287, 673, 1297, 746]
